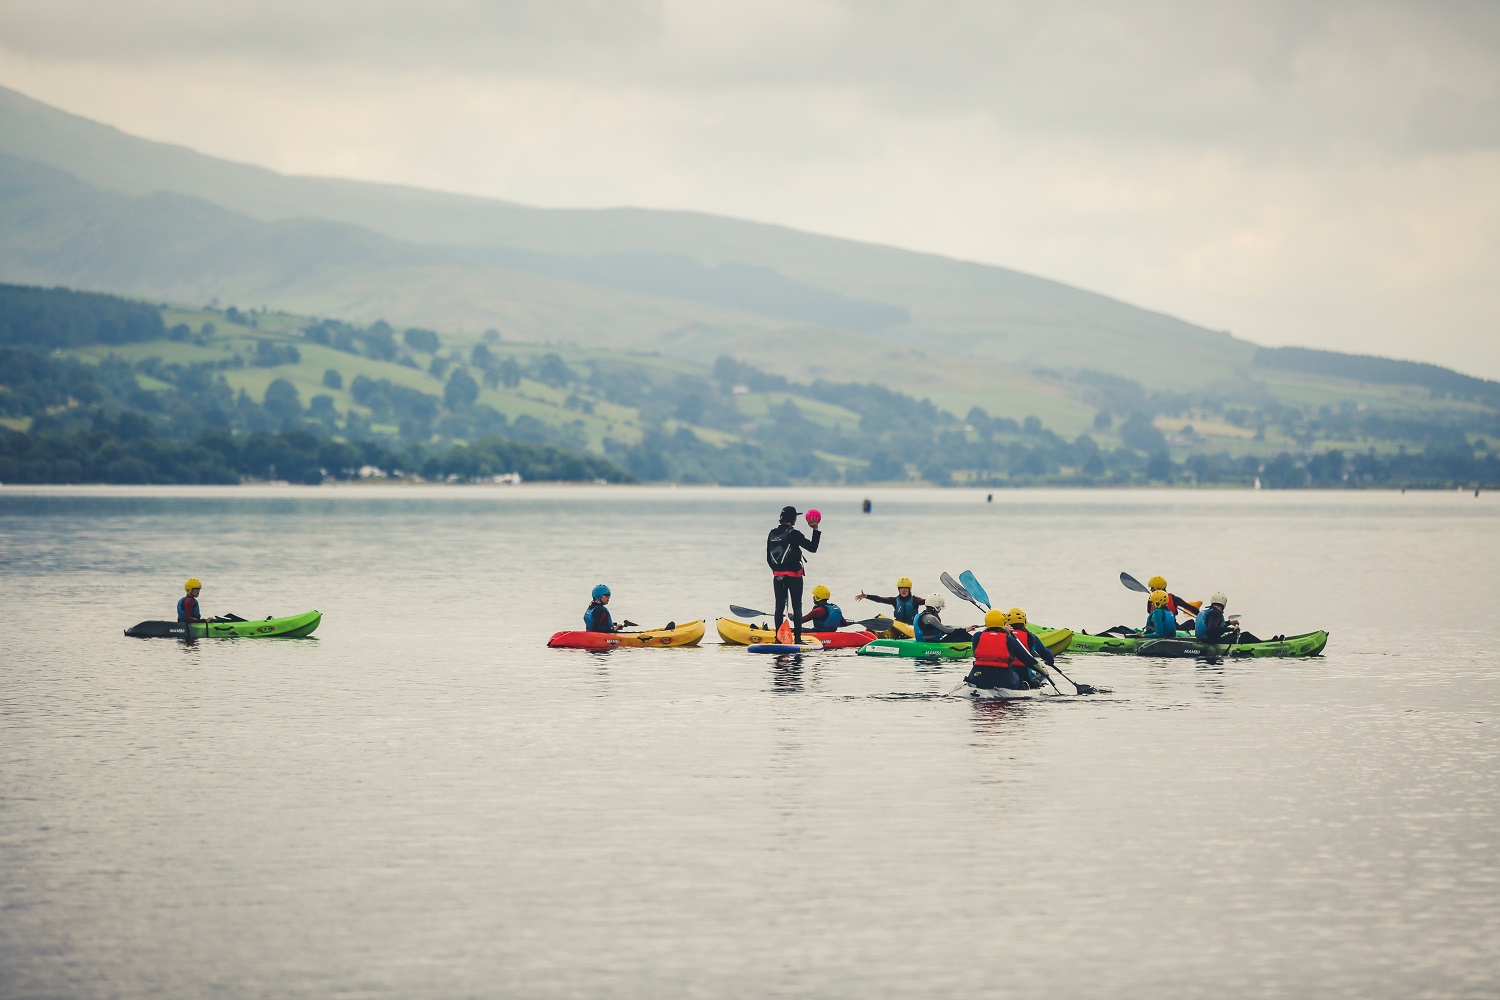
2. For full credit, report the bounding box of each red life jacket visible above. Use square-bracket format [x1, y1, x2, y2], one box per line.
[973, 628, 1017, 668]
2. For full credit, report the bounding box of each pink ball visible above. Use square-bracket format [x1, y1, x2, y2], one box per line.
[806, 509, 822, 525]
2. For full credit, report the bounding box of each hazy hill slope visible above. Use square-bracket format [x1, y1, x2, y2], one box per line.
[3, 84, 1495, 448]
[0, 85, 1241, 384]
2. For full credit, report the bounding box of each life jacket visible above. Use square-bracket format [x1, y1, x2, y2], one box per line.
[1194, 606, 1222, 641]
[815, 600, 845, 629]
[892, 594, 919, 624]
[912, 611, 947, 642]
[177, 595, 201, 622]
[584, 601, 614, 632]
[973, 628, 1018, 668]
[1145, 607, 1177, 638]
[1009, 625, 1038, 653]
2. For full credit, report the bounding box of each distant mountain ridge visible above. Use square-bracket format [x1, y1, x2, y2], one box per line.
[1, 83, 1495, 439]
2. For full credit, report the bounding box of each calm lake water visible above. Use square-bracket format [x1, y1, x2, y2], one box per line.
[2, 485, 1498, 999]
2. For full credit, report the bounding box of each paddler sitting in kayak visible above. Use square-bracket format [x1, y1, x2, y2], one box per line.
[584, 584, 623, 633]
[1144, 590, 1179, 639]
[966, 608, 1041, 691]
[1103, 574, 1199, 636]
[1194, 592, 1262, 644]
[911, 594, 976, 642]
[179, 578, 206, 624]
[1006, 607, 1054, 687]
[1148, 575, 1202, 618]
[798, 585, 847, 630]
[855, 576, 924, 624]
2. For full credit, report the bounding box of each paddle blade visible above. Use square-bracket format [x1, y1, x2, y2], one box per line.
[939, 572, 974, 604]
[729, 605, 768, 619]
[959, 570, 991, 610]
[1120, 572, 1149, 593]
[776, 620, 794, 643]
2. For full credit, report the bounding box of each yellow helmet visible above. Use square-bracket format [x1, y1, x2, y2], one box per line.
[1149, 589, 1170, 608]
[1006, 607, 1027, 626]
[1148, 575, 1167, 591]
[184, 578, 202, 591]
[984, 608, 1008, 628]
[896, 577, 913, 589]
[812, 584, 831, 601]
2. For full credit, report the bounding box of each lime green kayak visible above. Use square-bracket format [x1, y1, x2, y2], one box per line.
[1057, 628, 1328, 658]
[858, 627, 1073, 659]
[124, 611, 322, 639]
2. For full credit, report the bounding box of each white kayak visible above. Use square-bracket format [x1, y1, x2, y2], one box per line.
[962, 684, 1039, 701]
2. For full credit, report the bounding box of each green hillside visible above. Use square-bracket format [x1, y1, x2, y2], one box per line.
[0, 85, 1268, 422]
[3, 284, 1496, 488]
[0, 86, 1497, 488]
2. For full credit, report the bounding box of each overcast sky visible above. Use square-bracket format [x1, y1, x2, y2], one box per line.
[2, 0, 1497, 377]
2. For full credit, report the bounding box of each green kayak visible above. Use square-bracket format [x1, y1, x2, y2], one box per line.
[1057, 628, 1328, 658]
[124, 611, 322, 639]
[857, 627, 1073, 660]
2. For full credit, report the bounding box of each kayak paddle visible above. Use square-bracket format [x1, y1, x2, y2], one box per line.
[940, 572, 988, 611]
[958, 570, 992, 611]
[727, 606, 891, 630]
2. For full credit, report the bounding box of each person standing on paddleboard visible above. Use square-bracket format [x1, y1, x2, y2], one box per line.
[767, 506, 821, 643]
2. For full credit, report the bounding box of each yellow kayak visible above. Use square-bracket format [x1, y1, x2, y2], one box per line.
[715, 618, 875, 648]
[548, 620, 707, 649]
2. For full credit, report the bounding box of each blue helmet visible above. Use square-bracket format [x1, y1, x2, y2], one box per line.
[591, 583, 611, 600]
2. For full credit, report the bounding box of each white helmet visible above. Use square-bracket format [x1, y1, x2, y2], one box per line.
[926, 594, 946, 612]
[1211, 592, 1228, 608]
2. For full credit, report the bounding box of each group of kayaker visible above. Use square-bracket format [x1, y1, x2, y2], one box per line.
[1127, 575, 1260, 645]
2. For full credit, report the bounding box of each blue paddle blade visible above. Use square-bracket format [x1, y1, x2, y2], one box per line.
[959, 570, 991, 609]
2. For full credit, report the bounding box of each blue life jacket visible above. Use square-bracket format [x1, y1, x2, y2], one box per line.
[816, 600, 845, 629]
[892, 594, 918, 624]
[1194, 606, 1223, 641]
[177, 595, 202, 622]
[1145, 607, 1177, 638]
[912, 611, 946, 642]
[584, 601, 614, 632]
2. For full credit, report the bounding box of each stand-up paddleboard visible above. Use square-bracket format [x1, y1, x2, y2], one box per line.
[749, 619, 826, 653]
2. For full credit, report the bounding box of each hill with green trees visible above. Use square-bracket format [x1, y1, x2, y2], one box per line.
[5, 83, 1485, 438]
[1, 284, 1495, 488]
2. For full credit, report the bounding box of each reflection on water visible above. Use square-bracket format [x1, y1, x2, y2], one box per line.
[1, 486, 1498, 999]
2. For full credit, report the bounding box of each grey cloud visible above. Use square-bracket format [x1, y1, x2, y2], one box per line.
[2, 0, 1498, 155]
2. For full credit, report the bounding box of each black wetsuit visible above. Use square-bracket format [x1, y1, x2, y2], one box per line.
[767, 522, 820, 640]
